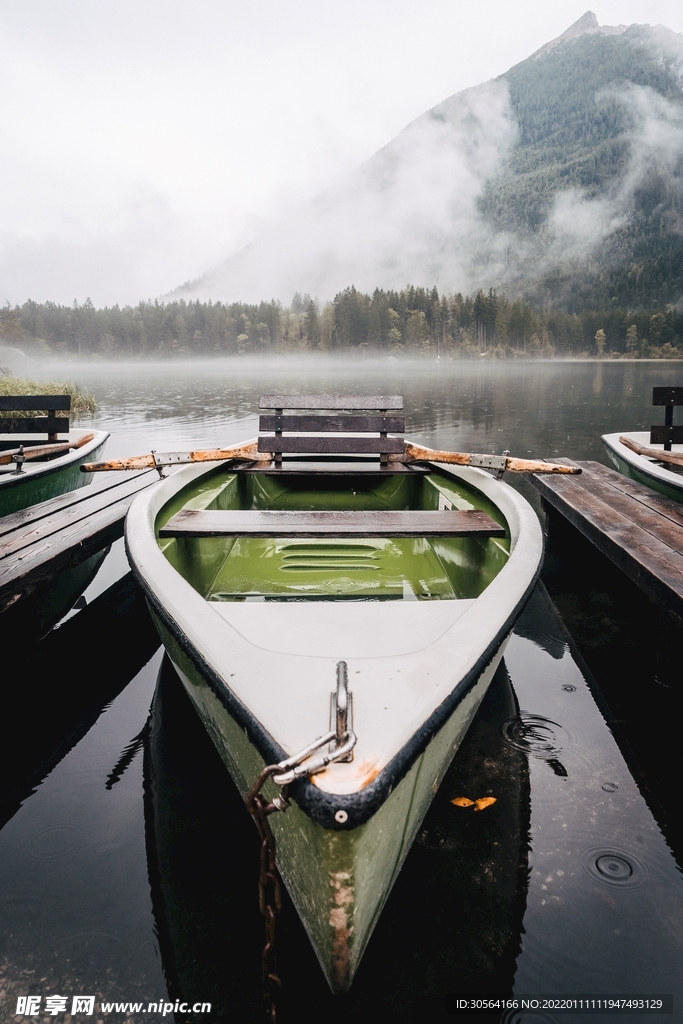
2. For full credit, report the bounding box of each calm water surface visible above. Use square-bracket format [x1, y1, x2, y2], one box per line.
[54, 356, 678, 461]
[1, 358, 682, 1022]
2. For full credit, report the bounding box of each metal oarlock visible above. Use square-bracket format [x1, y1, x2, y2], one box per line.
[150, 451, 167, 479]
[12, 446, 26, 474]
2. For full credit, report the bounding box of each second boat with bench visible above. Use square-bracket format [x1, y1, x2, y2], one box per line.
[1, 393, 107, 517]
[86, 395, 576, 994]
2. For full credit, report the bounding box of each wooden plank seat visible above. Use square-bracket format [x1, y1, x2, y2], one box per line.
[257, 394, 406, 466]
[159, 508, 506, 538]
[0, 395, 71, 444]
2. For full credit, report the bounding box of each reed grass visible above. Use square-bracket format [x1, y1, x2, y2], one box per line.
[0, 376, 96, 417]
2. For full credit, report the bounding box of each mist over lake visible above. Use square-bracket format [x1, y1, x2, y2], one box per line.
[52, 355, 682, 465]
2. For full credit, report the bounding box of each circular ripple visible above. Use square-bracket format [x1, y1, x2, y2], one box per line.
[582, 846, 647, 890]
[596, 854, 632, 880]
[501, 713, 567, 759]
[27, 823, 83, 860]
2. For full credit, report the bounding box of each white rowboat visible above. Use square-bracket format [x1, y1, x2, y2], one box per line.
[124, 397, 544, 991]
[602, 431, 683, 503]
[124, 452, 544, 987]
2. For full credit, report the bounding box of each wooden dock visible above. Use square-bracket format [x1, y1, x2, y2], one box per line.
[0, 472, 156, 612]
[531, 460, 683, 619]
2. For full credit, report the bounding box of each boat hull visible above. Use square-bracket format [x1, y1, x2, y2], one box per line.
[602, 431, 683, 503]
[152, 610, 506, 991]
[143, 654, 531, 1015]
[0, 429, 109, 517]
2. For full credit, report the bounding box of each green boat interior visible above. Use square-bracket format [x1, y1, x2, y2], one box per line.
[157, 466, 510, 602]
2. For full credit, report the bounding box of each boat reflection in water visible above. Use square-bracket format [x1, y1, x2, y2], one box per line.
[143, 656, 530, 1021]
[0, 571, 160, 833]
[1, 547, 109, 644]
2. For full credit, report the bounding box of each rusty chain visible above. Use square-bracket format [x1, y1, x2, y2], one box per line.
[245, 765, 290, 1022]
[244, 664, 357, 1020]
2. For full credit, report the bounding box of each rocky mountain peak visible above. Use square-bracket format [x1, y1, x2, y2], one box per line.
[559, 11, 599, 39]
[531, 11, 629, 60]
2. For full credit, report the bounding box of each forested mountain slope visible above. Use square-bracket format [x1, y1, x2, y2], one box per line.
[174, 13, 683, 312]
[480, 16, 683, 309]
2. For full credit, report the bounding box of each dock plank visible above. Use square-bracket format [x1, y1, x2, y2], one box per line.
[558, 462, 683, 552]
[531, 460, 683, 617]
[0, 472, 157, 611]
[0, 473, 156, 557]
[576, 461, 683, 531]
[0, 472, 154, 539]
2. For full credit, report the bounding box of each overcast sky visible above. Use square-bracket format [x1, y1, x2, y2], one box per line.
[1, 1, 681, 308]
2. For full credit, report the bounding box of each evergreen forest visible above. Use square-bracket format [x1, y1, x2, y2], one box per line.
[1, 287, 681, 360]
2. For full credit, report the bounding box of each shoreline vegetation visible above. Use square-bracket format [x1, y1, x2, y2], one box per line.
[1, 287, 682, 361]
[0, 375, 97, 417]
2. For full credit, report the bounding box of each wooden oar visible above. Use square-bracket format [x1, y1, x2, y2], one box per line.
[82, 440, 580, 474]
[619, 435, 683, 468]
[395, 443, 581, 474]
[0, 432, 95, 466]
[81, 441, 270, 472]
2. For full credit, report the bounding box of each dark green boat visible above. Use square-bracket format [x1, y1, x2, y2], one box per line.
[0, 428, 108, 518]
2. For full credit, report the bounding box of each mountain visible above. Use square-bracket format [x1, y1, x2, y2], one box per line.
[172, 13, 683, 311]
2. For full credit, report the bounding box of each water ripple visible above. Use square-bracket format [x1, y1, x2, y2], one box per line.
[26, 823, 83, 860]
[501, 713, 567, 760]
[582, 846, 649, 891]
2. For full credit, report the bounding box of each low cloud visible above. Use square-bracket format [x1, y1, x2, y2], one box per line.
[545, 83, 683, 259]
[180, 79, 518, 302]
[0, 185, 225, 307]
[180, 29, 683, 307]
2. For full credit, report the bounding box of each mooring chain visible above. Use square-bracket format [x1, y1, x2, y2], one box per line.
[244, 661, 357, 1021]
[244, 764, 291, 1022]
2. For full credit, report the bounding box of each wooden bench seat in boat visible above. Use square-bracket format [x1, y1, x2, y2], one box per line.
[0, 395, 70, 445]
[159, 508, 505, 538]
[241, 393, 427, 475]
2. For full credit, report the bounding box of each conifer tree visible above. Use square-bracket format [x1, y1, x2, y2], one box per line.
[594, 329, 606, 357]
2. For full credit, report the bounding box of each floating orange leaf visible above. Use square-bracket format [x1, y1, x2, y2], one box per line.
[473, 796, 497, 812]
[450, 796, 474, 807]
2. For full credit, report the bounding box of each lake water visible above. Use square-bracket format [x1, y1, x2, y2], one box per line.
[1, 357, 682, 1023]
